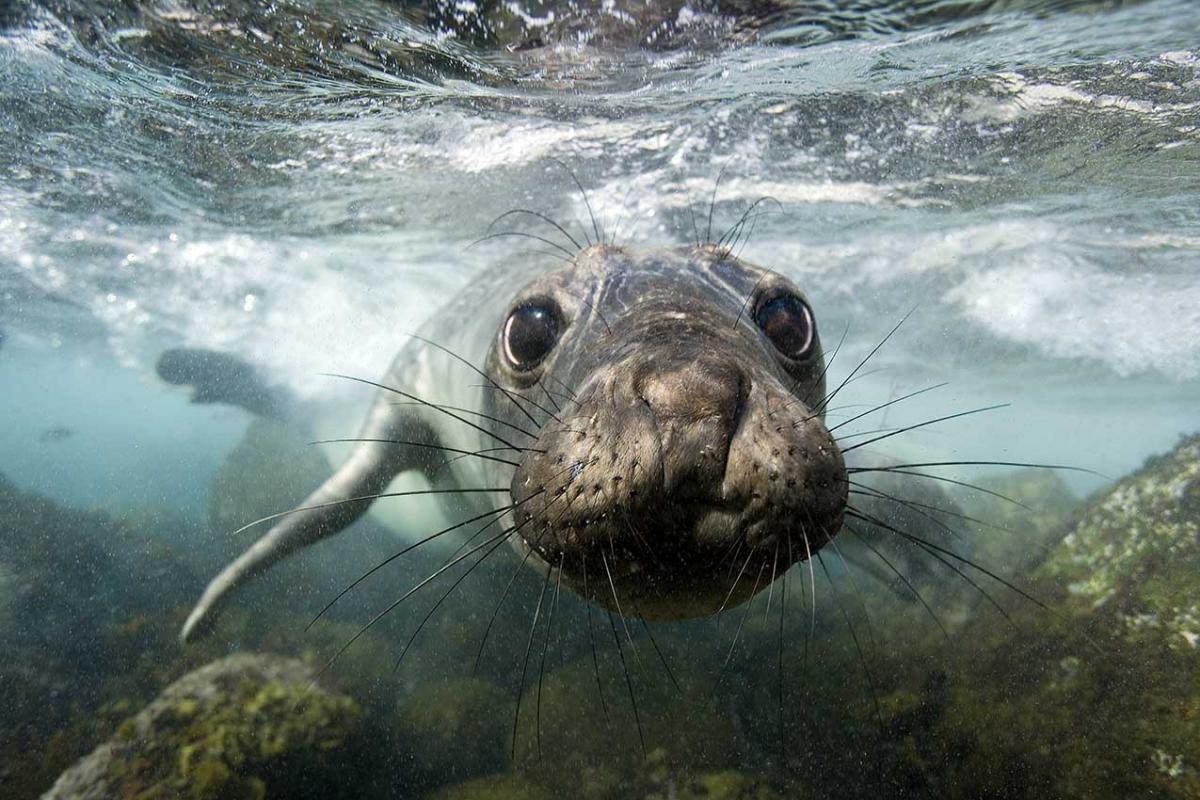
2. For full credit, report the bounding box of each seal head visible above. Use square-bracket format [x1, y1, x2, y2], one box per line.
[489, 244, 846, 619]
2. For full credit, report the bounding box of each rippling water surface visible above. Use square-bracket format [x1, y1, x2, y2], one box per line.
[1, 0, 1199, 797]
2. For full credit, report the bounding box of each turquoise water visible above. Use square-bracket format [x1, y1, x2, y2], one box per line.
[2, 1, 1199, 798]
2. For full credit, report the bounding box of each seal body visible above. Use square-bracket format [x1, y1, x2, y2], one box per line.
[181, 244, 847, 640]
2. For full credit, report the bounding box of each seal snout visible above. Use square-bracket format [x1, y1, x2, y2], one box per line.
[633, 354, 749, 499]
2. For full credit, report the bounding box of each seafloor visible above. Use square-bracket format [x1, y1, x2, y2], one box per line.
[3, 421, 1198, 799]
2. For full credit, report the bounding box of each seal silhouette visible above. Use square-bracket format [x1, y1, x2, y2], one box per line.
[180, 242, 848, 641]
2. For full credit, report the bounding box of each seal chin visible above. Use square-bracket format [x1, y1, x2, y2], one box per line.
[509, 350, 847, 620]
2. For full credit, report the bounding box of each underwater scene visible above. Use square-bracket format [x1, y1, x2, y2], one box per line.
[2, 0, 1199, 797]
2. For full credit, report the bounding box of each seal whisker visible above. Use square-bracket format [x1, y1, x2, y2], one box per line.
[849, 505, 1060, 617]
[605, 606, 645, 754]
[828, 536, 885, 657]
[850, 459, 1103, 477]
[601, 552, 645, 673]
[513, 559, 553, 762]
[321, 372, 528, 449]
[768, 321, 849, 419]
[846, 468, 1031, 510]
[687, 191, 704, 249]
[607, 184, 638, 248]
[712, 561, 767, 695]
[553, 158, 603, 246]
[439, 504, 512, 567]
[475, 465, 588, 671]
[235, 487, 511, 543]
[845, 508, 1017, 626]
[436, 447, 540, 480]
[811, 309, 915, 418]
[839, 403, 1010, 455]
[535, 557, 565, 759]
[762, 541, 780, 624]
[776, 558, 788, 760]
[308, 493, 542, 631]
[705, 164, 731, 245]
[582, 555, 610, 720]
[718, 196, 783, 249]
[844, 524, 951, 643]
[469, 230, 578, 260]
[715, 550, 756, 626]
[473, 384, 561, 425]
[846, 480, 1022, 534]
[544, 371, 580, 401]
[732, 271, 772, 332]
[815, 551, 886, 739]
[534, 376, 563, 415]
[391, 529, 513, 673]
[848, 487, 965, 542]
[411, 333, 548, 428]
[579, 296, 613, 337]
[827, 381, 949, 433]
[388, 400, 542, 440]
[308, 437, 521, 467]
[320, 524, 521, 679]
[638, 617, 681, 692]
[474, 528, 549, 675]
[486, 208, 585, 252]
[799, 529, 819, 687]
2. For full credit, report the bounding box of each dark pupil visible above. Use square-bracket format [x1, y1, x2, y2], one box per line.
[504, 305, 559, 369]
[755, 295, 813, 359]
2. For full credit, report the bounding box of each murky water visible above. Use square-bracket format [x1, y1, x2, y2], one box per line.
[2, 1, 1199, 798]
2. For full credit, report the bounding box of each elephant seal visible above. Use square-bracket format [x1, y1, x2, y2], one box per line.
[180, 241, 848, 641]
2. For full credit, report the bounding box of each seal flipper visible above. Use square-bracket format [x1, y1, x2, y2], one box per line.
[157, 347, 291, 420]
[180, 399, 448, 643]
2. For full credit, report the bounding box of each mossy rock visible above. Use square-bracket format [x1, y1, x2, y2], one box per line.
[1039, 434, 1200, 647]
[888, 434, 1200, 799]
[41, 654, 368, 800]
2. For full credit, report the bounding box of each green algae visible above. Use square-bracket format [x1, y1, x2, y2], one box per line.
[42, 655, 369, 800]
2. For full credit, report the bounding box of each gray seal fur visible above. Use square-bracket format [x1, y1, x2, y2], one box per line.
[181, 243, 847, 641]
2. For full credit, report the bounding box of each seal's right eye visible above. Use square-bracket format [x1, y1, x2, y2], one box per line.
[502, 304, 559, 370]
[755, 293, 815, 360]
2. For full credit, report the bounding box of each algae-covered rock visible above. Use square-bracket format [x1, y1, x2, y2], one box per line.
[1040, 435, 1200, 647]
[41, 654, 366, 800]
[887, 434, 1200, 799]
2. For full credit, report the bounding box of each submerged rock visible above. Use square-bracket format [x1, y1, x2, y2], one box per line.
[1040, 435, 1200, 647]
[431, 749, 783, 800]
[886, 434, 1200, 798]
[41, 654, 366, 800]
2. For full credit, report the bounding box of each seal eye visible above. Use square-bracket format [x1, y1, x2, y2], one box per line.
[503, 304, 560, 370]
[755, 294, 814, 360]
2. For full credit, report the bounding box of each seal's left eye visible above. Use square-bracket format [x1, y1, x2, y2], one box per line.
[755, 294, 814, 360]
[503, 304, 559, 370]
